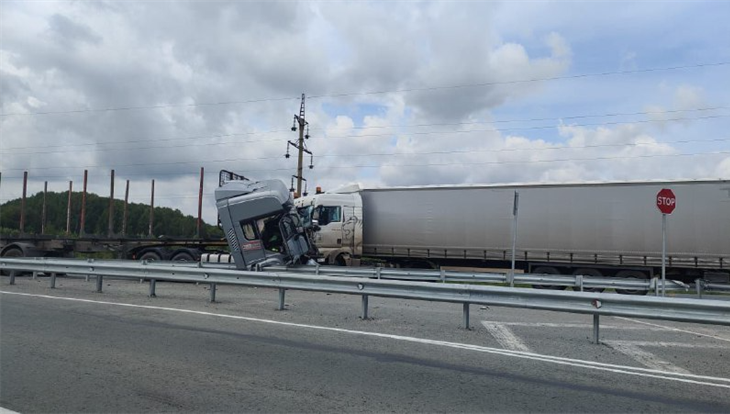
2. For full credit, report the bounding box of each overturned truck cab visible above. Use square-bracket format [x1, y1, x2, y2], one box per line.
[215, 179, 318, 270]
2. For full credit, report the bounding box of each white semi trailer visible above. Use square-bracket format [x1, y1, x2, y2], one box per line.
[295, 180, 730, 290]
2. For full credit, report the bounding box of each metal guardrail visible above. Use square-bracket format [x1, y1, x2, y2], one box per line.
[267, 265, 691, 295]
[2, 257, 729, 345]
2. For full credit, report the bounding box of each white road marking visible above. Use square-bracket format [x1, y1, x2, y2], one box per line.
[616, 317, 730, 343]
[481, 322, 531, 352]
[604, 341, 693, 374]
[0, 407, 21, 414]
[3, 290, 730, 389]
[479, 321, 665, 331]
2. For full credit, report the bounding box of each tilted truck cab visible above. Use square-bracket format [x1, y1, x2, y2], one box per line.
[216, 179, 317, 270]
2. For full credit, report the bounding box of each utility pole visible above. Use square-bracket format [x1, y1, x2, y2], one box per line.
[286, 93, 314, 197]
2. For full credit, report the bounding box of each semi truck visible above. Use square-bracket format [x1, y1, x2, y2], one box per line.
[294, 180, 730, 289]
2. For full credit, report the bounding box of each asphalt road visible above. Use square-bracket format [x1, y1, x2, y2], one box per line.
[1, 276, 729, 413]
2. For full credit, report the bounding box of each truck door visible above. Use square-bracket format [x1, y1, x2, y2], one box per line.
[314, 205, 343, 248]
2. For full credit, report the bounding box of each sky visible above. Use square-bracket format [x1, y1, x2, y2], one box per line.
[1, 0, 729, 226]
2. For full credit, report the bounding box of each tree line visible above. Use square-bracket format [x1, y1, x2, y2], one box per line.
[0, 191, 223, 239]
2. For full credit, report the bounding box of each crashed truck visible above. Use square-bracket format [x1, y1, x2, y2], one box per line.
[214, 178, 318, 270]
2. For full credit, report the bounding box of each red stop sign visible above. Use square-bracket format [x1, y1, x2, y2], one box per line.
[656, 188, 676, 214]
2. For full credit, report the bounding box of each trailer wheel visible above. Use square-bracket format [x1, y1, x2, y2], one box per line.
[139, 251, 162, 262]
[1, 247, 25, 276]
[572, 268, 605, 293]
[531, 266, 567, 290]
[171, 252, 194, 262]
[615, 270, 649, 295]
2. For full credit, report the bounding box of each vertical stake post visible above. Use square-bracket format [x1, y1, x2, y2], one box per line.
[149, 279, 157, 297]
[593, 314, 600, 344]
[20, 171, 28, 233]
[210, 283, 217, 303]
[108, 169, 115, 237]
[80, 170, 88, 236]
[66, 181, 73, 235]
[122, 180, 130, 236]
[197, 167, 204, 238]
[9, 270, 16, 285]
[96, 275, 103, 293]
[50, 273, 57, 289]
[148, 179, 155, 237]
[41, 181, 48, 234]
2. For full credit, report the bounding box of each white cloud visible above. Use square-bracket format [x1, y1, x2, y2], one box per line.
[1, 1, 727, 226]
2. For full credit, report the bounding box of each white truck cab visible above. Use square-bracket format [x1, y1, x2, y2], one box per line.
[295, 184, 363, 265]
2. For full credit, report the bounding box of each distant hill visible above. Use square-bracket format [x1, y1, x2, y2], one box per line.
[0, 191, 223, 239]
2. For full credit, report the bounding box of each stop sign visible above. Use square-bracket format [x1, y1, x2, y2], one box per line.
[656, 188, 676, 214]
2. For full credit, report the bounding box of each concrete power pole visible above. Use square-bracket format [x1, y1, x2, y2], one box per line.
[286, 93, 314, 197]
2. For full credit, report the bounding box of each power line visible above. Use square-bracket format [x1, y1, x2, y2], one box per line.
[3, 112, 727, 156]
[2, 148, 727, 178]
[2, 61, 727, 117]
[310, 62, 730, 99]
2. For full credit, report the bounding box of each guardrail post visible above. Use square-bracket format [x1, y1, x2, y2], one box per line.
[278, 289, 286, 310]
[576, 275, 584, 292]
[593, 314, 600, 344]
[96, 275, 103, 293]
[376, 267, 382, 280]
[440, 268, 446, 283]
[210, 283, 217, 303]
[463, 303, 470, 330]
[149, 279, 157, 298]
[653, 278, 660, 296]
[695, 279, 703, 299]
[361, 295, 369, 319]
[9, 270, 16, 285]
[32, 271, 38, 280]
[50, 273, 57, 289]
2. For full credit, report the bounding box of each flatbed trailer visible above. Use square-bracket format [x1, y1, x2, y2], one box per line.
[0, 235, 228, 261]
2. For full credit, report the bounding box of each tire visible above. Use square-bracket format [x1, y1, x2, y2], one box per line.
[572, 268, 605, 293]
[334, 254, 348, 266]
[171, 252, 195, 262]
[1, 247, 26, 276]
[139, 251, 162, 262]
[531, 266, 567, 290]
[615, 270, 649, 295]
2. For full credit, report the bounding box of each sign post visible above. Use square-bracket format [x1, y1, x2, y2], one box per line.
[656, 188, 676, 296]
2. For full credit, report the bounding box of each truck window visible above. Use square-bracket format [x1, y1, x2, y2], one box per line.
[316, 206, 342, 226]
[241, 222, 258, 241]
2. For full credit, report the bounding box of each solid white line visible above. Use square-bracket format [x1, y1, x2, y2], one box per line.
[0, 407, 21, 414]
[616, 317, 730, 343]
[604, 341, 691, 375]
[605, 341, 725, 349]
[481, 322, 531, 352]
[3, 290, 730, 389]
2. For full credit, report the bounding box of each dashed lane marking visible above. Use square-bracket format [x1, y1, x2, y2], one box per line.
[2, 290, 730, 389]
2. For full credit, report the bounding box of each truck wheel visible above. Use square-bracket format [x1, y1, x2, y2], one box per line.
[171, 252, 195, 262]
[139, 251, 162, 262]
[531, 266, 566, 290]
[334, 254, 349, 266]
[572, 268, 605, 293]
[615, 270, 649, 295]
